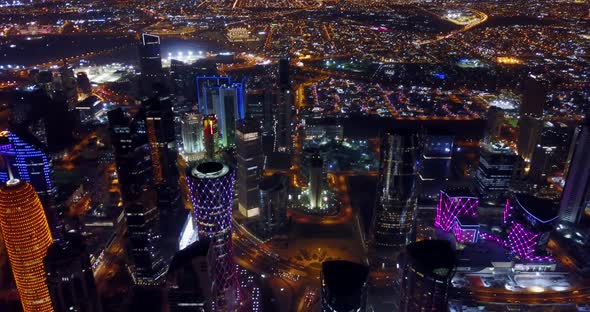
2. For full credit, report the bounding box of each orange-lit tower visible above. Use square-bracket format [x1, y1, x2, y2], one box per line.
[0, 178, 54, 312]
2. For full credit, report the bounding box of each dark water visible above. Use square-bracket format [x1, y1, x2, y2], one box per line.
[0, 35, 218, 67]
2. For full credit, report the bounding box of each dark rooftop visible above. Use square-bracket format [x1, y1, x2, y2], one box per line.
[322, 260, 369, 297]
[406, 240, 455, 277]
[513, 193, 559, 223]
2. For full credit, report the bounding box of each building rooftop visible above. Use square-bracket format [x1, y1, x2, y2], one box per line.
[514, 193, 559, 223]
[406, 240, 455, 277]
[322, 260, 368, 297]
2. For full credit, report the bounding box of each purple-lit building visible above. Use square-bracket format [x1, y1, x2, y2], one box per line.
[186, 161, 239, 311]
[504, 194, 558, 261]
[435, 190, 478, 233]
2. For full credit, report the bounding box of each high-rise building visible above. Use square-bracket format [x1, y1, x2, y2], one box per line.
[166, 240, 212, 312]
[126, 189, 167, 285]
[474, 142, 518, 203]
[212, 83, 245, 147]
[259, 174, 288, 237]
[196, 76, 232, 115]
[144, 93, 183, 218]
[181, 113, 204, 159]
[320, 260, 369, 312]
[186, 162, 239, 310]
[308, 152, 326, 210]
[483, 106, 504, 144]
[76, 72, 92, 96]
[236, 119, 263, 218]
[44, 233, 102, 312]
[202, 114, 219, 159]
[418, 135, 453, 199]
[0, 131, 63, 240]
[278, 57, 290, 90]
[273, 88, 292, 153]
[371, 129, 419, 249]
[559, 116, 590, 224]
[398, 240, 455, 312]
[59, 65, 78, 109]
[517, 77, 545, 162]
[0, 179, 54, 312]
[107, 108, 153, 203]
[139, 33, 163, 97]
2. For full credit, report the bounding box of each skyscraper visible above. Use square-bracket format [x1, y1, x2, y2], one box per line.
[559, 116, 590, 223]
[139, 33, 163, 97]
[0, 179, 53, 312]
[273, 87, 292, 153]
[59, 65, 78, 109]
[418, 135, 453, 199]
[278, 57, 290, 90]
[203, 114, 218, 159]
[144, 93, 183, 218]
[212, 83, 245, 147]
[166, 240, 212, 312]
[398, 240, 455, 312]
[308, 152, 326, 210]
[259, 174, 288, 237]
[483, 106, 504, 144]
[372, 129, 419, 249]
[44, 233, 102, 312]
[321, 260, 369, 312]
[474, 142, 518, 203]
[517, 77, 545, 162]
[0, 131, 63, 240]
[196, 76, 232, 115]
[236, 119, 263, 218]
[186, 162, 239, 310]
[126, 189, 167, 285]
[181, 113, 204, 159]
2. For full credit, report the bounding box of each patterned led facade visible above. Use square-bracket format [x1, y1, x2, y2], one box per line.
[0, 180, 54, 312]
[0, 132, 62, 240]
[435, 191, 478, 232]
[186, 161, 239, 310]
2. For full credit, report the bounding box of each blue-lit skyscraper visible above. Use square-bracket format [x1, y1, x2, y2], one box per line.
[0, 131, 62, 240]
[196, 76, 245, 147]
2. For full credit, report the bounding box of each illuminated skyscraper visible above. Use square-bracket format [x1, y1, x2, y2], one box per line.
[196, 76, 232, 115]
[371, 129, 419, 249]
[59, 65, 78, 109]
[559, 116, 590, 224]
[139, 33, 163, 97]
[186, 162, 239, 310]
[236, 119, 263, 218]
[418, 135, 453, 199]
[126, 189, 166, 285]
[308, 152, 326, 210]
[474, 142, 518, 203]
[212, 83, 245, 147]
[44, 233, 102, 312]
[144, 93, 182, 218]
[398, 240, 455, 312]
[203, 115, 218, 159]
[517, 77, 545, 162]
[321, 260, 369, 312]
[181, 113, 204, 158]
[0, 179, 53, 312]
[0, 131, 63, 240]
[259, 174, 288, 238]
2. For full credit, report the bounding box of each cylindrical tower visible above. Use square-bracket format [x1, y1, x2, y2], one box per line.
[186, 161, 239, 310]
[0, 179, 54, 312]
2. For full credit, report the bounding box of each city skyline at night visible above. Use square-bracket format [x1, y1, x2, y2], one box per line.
[0, 0, 589, 311]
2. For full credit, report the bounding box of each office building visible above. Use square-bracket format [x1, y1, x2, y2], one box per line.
[372, 129, 419, 249]
[0, 178, 53, 312]
[196, 76, 231, 115]
[76, 72, 92, 96]
[320, 260, 369, 312]
[418, 135, 453, 199]
[273, 87, 292, 153]
[166, 240, 212, 312]
[203, 115, 218, 159]
[517, 77, 545, 162]
[474, 142, 518, 203]
[44, 233, 102, 312]
[144, 93, 182, 217]
[308, 152, 326, 210]
[559, 116, 590, 224]
[186, 162, 239, 310]
[126, 189, 167, 285]
[236, 119, 263, 218]
[59, 65, 78, 109]
[181, 113, 205, 161]
[259, 174, 288, 237]
[483, 106, 504, 144]
[279, 57, 290, 89]
[506, 194, 558, 260]
[139, 33, 164, 97]
[0, 131, 63, 240]
[212, 83, 245, 147]
[398, 240, 455, 312]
